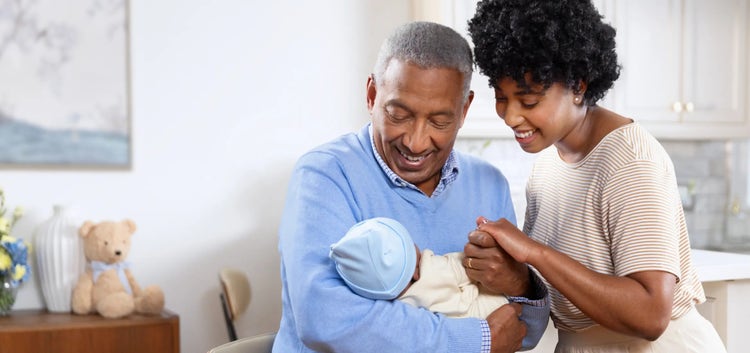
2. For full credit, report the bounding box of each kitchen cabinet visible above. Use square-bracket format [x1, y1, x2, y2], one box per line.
[691, 249, 750, 353]
[608, 0, 750, 139]
[414, 0, 750, 139]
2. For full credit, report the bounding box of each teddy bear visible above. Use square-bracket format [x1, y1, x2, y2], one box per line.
[71, 219, 165, 319]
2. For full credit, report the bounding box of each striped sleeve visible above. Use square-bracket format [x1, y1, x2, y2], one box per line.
[602, 158, 682, 279]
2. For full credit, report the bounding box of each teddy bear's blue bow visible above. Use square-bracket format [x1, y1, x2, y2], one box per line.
[91, 261, 133, 295]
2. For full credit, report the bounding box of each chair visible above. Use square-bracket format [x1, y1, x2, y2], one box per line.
[219, 268, 251, 341]
[207, 332, 276, 353]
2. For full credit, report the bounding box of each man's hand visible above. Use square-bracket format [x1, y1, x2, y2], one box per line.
[487, 303, 526, 353]
[464, 220, 530, 296]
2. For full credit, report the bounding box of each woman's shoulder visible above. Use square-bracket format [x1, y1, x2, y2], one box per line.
[587, 122, 677, 182]
[599, 122, 667, 160]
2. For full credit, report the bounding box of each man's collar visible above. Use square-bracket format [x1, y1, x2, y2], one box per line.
[367, 124, 459, 196]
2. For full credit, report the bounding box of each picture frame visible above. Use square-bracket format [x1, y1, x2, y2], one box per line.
[0, 0, 131, 168]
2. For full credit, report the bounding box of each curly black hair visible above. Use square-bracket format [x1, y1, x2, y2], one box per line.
[468, 0, 620, 105]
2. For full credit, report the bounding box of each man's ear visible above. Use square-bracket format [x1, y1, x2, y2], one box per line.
[458, 90, 475, 129]
[366, 74, 377, 112]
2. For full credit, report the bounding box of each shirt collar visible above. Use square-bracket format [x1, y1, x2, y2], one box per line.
[368, 124, 459, 196]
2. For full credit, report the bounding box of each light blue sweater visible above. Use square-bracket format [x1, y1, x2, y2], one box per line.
[274, 124, 549, 352]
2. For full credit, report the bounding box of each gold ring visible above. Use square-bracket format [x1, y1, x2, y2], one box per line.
[467, 257, 473, 269]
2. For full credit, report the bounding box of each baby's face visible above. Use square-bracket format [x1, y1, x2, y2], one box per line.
[397, 244, 421, 298]
[413, 244, 421, 281]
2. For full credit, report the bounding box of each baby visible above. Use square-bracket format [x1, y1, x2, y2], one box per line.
[329, 217, 508, 318]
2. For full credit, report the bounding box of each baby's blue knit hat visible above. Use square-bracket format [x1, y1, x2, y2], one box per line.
[329, 217, 417, 300]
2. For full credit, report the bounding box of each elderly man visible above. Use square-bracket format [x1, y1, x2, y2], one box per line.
[274, 21, 549, 353]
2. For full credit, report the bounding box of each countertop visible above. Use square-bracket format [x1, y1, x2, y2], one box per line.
[691, 249, 750, 282]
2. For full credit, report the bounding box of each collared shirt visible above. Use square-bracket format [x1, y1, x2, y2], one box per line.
[480, 321, 492, 353]
[368, 125, 459, 197]
[370, 125, 493, 352]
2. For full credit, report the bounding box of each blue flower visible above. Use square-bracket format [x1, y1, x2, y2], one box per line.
[0, 237, 31, 287]
[0, 188, 31, 288]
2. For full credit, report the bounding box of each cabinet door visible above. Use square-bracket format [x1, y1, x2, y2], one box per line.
[683, 0, 748, 123]
[612, 0, 750, 139]
[613, 0, 682, 123]
[418, 0, 750, 139]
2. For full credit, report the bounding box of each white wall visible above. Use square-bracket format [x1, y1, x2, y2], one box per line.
[4, 1, 410, 352]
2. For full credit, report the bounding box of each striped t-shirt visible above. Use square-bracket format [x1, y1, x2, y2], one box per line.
[523, 123, 705, 332]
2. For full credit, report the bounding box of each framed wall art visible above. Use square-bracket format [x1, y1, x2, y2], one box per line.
[0, 0, 130, 168]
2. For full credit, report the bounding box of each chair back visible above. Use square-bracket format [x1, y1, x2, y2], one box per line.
[208, 332, 276, 353]
[219, 268, 251, 341]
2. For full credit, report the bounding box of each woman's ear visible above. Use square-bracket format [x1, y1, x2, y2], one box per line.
[574, 80, 588, 95]
[573, 81, 588, 104]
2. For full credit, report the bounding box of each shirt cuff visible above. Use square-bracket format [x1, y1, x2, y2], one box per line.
[507, 268, 548, 307]
[480, 320, 491, 353]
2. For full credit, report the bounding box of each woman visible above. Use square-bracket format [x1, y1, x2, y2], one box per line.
[462, 0, 726, 352]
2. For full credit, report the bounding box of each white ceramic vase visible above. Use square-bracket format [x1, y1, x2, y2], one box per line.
[34, 205, 86, 312]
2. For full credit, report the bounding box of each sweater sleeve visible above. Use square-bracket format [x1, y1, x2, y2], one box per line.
[510, 271, 550, 351]
[277, 152, 484, 353]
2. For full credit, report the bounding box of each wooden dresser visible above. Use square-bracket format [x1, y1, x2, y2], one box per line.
[0, 309, 179, 353]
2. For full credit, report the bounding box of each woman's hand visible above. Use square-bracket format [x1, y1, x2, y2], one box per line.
[474, 216, 543, 263]
[463, 217, 535, 296]
[472, 219, 676, 340]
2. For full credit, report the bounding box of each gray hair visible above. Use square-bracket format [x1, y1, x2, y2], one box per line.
[373, 21, 474, 101]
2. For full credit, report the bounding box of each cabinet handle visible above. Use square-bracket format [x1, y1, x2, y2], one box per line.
[685, 102, 694, 112]
[672, 102, 683, 112]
